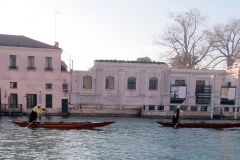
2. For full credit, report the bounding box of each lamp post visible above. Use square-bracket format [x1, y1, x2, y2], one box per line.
[38, 87, 42, 105]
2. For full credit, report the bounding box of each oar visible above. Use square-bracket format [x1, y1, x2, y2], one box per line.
[174, 117, 181, 128]
[174, 113, 184, 128]
[26, 116, 38, 128]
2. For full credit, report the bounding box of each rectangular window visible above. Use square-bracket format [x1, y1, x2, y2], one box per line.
[170, 105, 177, 111]
[83, 76, 92, 89]
[180, 106, 187, 111]
[9, 55, 17, 69]
[10, 94, 18, 108]
[27, 56, 35, 70]
[224, 107, 229, 112]
[46, 84, 52, 90]
[45, 57, 53, 71]
[149, 78, 158, 90]
[158, 105, 164, 111]
[27, 94, 37, 108]
[46, 94, 52, 108]
[105, 76, 114, 89]
[10, 82, 17, 88]
[62, 84, 68, 90]
[149, 105, 155, 110]
[127, 77, 136, 90]
[191, 106, 198, 111]
[201, 106, 208, 111]
[196, 80, 205, 93]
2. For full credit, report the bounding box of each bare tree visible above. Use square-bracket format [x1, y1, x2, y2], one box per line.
[206, 19, 240, 68]
[154, 8, 214, 69]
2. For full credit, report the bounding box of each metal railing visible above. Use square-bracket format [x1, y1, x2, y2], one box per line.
[0, 104, 22, 113]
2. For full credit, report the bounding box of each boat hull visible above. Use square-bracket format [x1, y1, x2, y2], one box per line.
[156, 121, 240, 129]
[10, 120, 115, 129]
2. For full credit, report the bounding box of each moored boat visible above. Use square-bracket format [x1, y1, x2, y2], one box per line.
[156, 121, 240, 129]
[9, 120, 115, 129]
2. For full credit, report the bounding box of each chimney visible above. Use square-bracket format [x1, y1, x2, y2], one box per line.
[54, 42, 59, 48]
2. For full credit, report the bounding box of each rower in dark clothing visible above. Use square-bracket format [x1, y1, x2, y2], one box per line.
[29, 104, 47, 123]
[172, 105, 184, 123]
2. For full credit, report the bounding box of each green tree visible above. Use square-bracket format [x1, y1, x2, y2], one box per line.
[136, 57, 151, 62]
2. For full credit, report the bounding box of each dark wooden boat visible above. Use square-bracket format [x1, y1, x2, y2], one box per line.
[156, 121, 240, 129]
[9, 120, 115, 129]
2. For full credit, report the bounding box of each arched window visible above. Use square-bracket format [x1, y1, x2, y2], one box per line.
[127, 77, 136, 90]
[149, 77, 158, 90]
[105, 76, 114, 89]
[83, 76, 92, 89]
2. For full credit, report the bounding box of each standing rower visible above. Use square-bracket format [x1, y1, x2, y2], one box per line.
[29, 104, 48, 123]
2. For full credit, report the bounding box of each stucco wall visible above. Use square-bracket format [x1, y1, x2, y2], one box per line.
[0, 46, 71, 113]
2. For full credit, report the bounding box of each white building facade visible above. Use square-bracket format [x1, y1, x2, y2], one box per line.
[70, 60, 240, 119]
[0, 34, 71, 115]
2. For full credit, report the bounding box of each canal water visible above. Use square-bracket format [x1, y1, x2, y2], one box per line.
[0, 116, 240, 160]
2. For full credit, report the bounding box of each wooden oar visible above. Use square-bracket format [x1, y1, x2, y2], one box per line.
[174, 113, 184, 128]
[26, 116, 38, 128]
[174, 117, 181, 128]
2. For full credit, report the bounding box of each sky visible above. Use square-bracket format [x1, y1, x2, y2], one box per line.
[0, 0, 240, 70]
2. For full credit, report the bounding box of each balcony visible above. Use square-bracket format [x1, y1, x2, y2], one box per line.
[0, 104, 22, 114]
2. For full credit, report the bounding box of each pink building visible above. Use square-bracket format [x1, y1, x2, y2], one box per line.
[0, 34, 71, 115]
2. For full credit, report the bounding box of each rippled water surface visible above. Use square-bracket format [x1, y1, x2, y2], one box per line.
[1, 116, 240, 160]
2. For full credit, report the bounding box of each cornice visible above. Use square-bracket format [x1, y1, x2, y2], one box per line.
[0, 46, 62, 52]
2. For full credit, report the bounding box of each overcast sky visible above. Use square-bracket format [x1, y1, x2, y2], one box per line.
[0, 0, 239, 70]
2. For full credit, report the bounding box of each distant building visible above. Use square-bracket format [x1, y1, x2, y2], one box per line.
[0, 34, 71, 115]
[1, 34, 240, 119]
[70, 60, 240, 119]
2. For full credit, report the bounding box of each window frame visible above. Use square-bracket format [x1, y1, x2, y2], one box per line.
[9, 94, 18, 108]
[45, 57, 53, 71]
[105, 76, 114, 89]
[149, 77, 158, 90]
[158, 105, 164, 111]
[10, 82, 17, 88]
[127, 77, 136, 90]
[191, 106, 198, 111]
[149, 105, 155, 110]
[46, 83, 52, 90]
[26, 94, 37, 108]
[27, 56, 36, 70]
[83, 76, 92, 89]
[9, 55, 17, 69]
[46, 94, 52, 108]
[62, 83, 68, 90]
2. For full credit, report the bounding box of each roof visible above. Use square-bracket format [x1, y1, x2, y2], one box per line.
[94, 59, 165, 64]
[0, 34, 60, 49]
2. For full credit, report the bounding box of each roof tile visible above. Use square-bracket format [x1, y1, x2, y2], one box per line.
[0, 34, 60, 49]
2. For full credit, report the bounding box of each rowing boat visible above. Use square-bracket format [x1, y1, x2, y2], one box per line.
[156, 121, 240, 129]
[9, 120, 115, 129]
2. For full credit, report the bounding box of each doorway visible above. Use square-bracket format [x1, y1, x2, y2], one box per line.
[62, 99, 68, 114]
